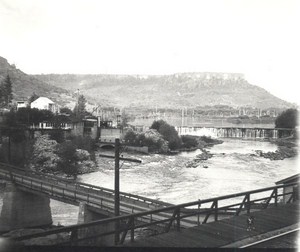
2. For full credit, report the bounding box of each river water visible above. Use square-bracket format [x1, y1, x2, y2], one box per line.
[1, 138, 298, 226]
[79, 139, 298, 204]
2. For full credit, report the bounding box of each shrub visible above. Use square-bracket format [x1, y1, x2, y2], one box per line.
[181, 135, 198, 149]
[66, 135, 96, 160]
[124, 128, 169, 153]
[49, 130, 65, 143]
[143, 129, 169, 153]
[57, 140, 79, 177]
[30, 135, 60, 172]
[199, 136, 215, 143]
[150, 120, 182, 150]
[124, 129, 138, 145]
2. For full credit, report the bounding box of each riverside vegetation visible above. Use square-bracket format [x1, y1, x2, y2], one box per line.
[124, 119, 223, 154]
[0, 92, 98, 177]
[29, 134, 97, 177]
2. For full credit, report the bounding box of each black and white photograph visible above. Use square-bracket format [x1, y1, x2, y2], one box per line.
[0, 0, 299, 250]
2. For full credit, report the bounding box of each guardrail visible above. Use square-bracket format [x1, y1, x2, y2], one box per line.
[10, 181, 299, 246]
[0, 162, 183, 229]
[0, 162, 172, 208]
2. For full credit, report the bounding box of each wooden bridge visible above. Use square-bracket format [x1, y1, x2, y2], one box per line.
[176, 126, 294, 139]
[0, 163, 298, 247]
[125, 201, 299, 247]
[0, 163, 197, 231]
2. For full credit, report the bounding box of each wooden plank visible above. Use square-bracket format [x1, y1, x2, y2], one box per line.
[219, 204, 299, 235]
[253, 210, 298, 224]
[145, 233, 209, 247]
[176, 229, 227, 245]
[172, 228, 229, 247]
[242, 217, 287, 233]
[251, 205, 299, 224]
[219, 214, 249, 229]
[252, 210, 293, 222]
[126, 238, 166, 247]
[130, 233, 191, 247]
[194, 221, 253, 242]
[129, 228, 231, 247]
[248, 214, 297, 231]
[259, 204, 299, 216]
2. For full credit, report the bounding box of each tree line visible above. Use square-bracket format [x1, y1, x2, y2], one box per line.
[0, 75, 13, 108]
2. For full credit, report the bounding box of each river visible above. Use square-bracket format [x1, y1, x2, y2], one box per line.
[1, 138, 298, 226]
[79, 139, 297, 203]
[52, 138, 298, 225]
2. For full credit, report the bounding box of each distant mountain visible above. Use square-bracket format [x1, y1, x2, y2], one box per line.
[0, 56, 75, 107]
[34, 72, 294, 110]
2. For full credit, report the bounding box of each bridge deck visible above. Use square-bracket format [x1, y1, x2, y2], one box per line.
[125, 201, 299, 247]
[0, 163, 196, 229]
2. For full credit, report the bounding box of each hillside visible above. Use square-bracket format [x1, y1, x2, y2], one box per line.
[34, 72, 294, 110]
[0, 56, 75, 107]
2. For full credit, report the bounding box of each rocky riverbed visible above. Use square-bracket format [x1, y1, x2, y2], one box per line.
[255, 136, 298, 161]
[185, 136, 298, 168]
[255, 146, 297, 160]
[185, 149, 213, 168]
[185, 137, 223, 168]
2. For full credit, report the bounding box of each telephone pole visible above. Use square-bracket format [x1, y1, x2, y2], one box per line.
[98, 138, 142, 245]
[114, 138, 120, 244]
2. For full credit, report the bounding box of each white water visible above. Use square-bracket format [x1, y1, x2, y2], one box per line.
[0, 139, 298, 226]
[79, 139, 298, 205]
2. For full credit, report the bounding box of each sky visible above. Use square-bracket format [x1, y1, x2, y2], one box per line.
[0, 0, 299, 104]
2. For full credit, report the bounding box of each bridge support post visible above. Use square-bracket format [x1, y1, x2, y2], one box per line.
[77, 202, 115, 246]
[0, 182, 52, 232]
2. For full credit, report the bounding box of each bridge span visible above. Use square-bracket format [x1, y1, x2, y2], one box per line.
[0, 162, 197, 244]
[0, 165, 298, 247]
[176, 126, 294, 139]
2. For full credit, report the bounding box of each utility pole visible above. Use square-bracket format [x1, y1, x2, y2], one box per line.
[8, 133, 11, 164]
[114, 138, 120, 244]
[98, 138, 142, 245]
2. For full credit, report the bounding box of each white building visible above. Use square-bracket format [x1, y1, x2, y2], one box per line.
[30, 97, 59, 113]
[16, 101, 28, 110]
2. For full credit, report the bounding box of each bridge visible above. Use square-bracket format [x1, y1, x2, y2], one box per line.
[0, 162, 197, 243]
[0, 162, 299, 247]
[176, 126, 294, 139]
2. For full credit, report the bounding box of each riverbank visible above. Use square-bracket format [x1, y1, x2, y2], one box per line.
[256, 136, 298, 161]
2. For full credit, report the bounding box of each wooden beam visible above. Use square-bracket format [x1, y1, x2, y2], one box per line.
[99, 154, 142, 163]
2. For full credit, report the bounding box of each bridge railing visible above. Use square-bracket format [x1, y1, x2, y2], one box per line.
[0, 166, 170, 227]
[10, 182, 299, 246]
[0, 162, 182, 228]
[0, 162, 172, 209]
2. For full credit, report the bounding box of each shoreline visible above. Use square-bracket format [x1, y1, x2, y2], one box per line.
[258, 136, 298, 160]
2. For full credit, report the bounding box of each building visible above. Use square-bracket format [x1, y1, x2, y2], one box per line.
[16, 101, 28, 110]
[30, 121, 72, 130]
[72, 119, 99, 139]
[30, 97, 59, 113]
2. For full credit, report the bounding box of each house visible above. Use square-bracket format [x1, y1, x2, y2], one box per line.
[30, 97, 59, 113]
[30, 121, 72, 130]
[275, 174, 299, 203]
[16, 101, 28, 110]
